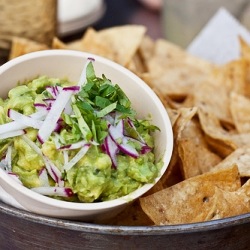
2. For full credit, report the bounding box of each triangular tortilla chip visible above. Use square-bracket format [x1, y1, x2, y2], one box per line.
[214, 146, 250, 177]
[178, 119, 222, 178]
[230, 92, 250, 133]
[140, 165, 241, 225]
[81, 25, 146, 66]
[9, 37, 48, 59]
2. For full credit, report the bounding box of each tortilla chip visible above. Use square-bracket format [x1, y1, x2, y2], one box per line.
[150, 39, 215, 74]
[239, 36, 250, 61]
[138, 35, 155, 71]
[178, 119, 222, 179]
[127, 51, 146, 75]
[160, 107, 197, 186]
[96, 200, 153, 226]
[203, 186, 249, 221]
[214, 147, 250, 177]
[140, 165, 241, 225]
[9, 37, 48, 59]
[197, 104, 250, 157]
[212, 59, 249, 96]
[230, 92, 250, 133]
[81, 28, 113, 60]
[81, 25, 146, 66]
[51, 37, 67, 49]
[145, 62, 212, 100]
[193, 82, 232, 124]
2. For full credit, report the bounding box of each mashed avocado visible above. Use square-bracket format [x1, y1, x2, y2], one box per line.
[0, 62, 161, 202]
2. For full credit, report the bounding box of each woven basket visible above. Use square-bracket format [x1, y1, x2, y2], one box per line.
[0, 0, 57, 47]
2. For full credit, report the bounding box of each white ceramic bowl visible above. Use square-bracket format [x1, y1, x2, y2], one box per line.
[0, 50, 173, 220]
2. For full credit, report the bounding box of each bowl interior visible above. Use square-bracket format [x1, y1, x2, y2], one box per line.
[0, 50, 173, 219]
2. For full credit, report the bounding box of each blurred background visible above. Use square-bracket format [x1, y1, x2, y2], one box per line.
[0, 0, 250, 64]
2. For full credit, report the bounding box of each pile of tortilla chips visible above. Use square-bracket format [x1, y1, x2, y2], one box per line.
[6, 25, 250, 226]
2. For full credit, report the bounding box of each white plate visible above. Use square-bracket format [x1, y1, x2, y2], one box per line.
[57, 0, 106, 36]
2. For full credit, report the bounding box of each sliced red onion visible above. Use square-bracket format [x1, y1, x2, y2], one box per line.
[116, 136, 139, 158]
[124, 136, 152, 154]
[37, 88, 77, 143]
[63, 144, 90, 171]
[108, 120, 139, 159]
[31, 187, 74, 197]
[126, 118, 146, 144]
[8, 109, 43, 129]
[0, 129, 25, 140]
[104, 135, 119, 168]
[108, 120, 124, 141]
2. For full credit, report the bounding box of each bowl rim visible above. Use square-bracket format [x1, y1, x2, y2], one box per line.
[1, 200, 250, 235]
[0, 49, 173, 211]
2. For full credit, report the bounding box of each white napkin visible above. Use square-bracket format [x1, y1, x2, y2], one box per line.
[188, 8, 250, 65]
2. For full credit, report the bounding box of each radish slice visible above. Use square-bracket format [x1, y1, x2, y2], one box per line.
[0, 130, 25, 140]
[0, 110, 47, 135]
[77, 57, 95, 87]
[22, 135, 64, 187]
[43, 156, 64, 187]
[31, 187, 73, 197]
[37, 87, 78, 144]
[46, 86, 62, 98]
[5, 146, 12, 171]
[63, 144, 90, 171]
[63, 151, 69, 164]
[59, 139, 89, 150]
[22, 135, 42, 156]
[8, 109, 43, 129]
[38, 167, 50, 187]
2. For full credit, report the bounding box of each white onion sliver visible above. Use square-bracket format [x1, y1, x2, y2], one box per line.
[37, 89, 75, 143]
[63, 144, 90, 171]
[0, 130, 25, 140]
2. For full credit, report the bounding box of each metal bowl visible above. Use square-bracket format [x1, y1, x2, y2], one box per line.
[0, 200, 250, 250]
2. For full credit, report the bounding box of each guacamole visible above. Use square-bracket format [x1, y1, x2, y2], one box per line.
[0, 61, 161, 203]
